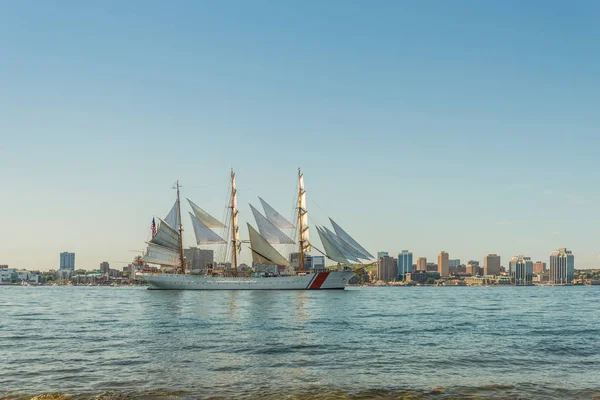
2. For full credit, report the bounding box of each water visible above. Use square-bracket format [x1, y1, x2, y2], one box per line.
[1, 286, 599, 400]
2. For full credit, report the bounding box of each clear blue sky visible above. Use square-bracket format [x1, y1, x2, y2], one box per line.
[2, 0, 599, 270]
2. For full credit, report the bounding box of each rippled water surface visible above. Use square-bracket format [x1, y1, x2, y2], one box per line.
[1, 286, 600, 399]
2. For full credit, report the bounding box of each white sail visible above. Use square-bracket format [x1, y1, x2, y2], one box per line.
[250, 204, 295, 244]
[259, 197, 294, 229]
[187, 198, 225, 228]
[142, 242, 180, 266]
[247, 224, 291, 267]
[164, 200, 180, 232]
[298, 172, 311, 252]
[316, 226, 352, 266]
[150, 218, 180, 250]
[329, 218, 373, 259]
[323, 227, 361, 262]
[189, 213, 226, 244]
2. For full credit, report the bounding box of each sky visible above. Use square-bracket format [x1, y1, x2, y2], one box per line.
[1, 0, 599, 271]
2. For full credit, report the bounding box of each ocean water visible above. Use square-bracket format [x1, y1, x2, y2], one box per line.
[1, 286, 599, 400]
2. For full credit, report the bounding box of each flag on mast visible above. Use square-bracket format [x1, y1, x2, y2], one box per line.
[150, 218, 157, 238]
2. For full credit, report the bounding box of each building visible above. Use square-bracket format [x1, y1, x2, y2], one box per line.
[377, 255, 397, 282]
[397, 250, 413, 280]
[406, 270, 440, 284]
[438, 251, 449, 277]
[289, 252, 313, 270]
[484, 254, 501, 276]
[184, 247, 214, 271]
[426, 263, 438, 272]
[312, 256, 325, 271]
[533, 261, 547, 274]
[509, 255, 533, 286]
[467, 261, 481, 276]
[449, 259, 461, 268]
[56, 269, 74, 281]
[100, 262, 110, 274]
[416, 257, 427, 271]
[0, 266, 16, 283]
[60, 252, 75, 270]
[377, 251, 389, 260]
[550, 248, 575, 285]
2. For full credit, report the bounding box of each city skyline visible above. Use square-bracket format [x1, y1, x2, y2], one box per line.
[2, 1, 600, 270]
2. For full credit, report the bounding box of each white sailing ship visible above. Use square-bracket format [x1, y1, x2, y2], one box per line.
[141, 170, 373, 290]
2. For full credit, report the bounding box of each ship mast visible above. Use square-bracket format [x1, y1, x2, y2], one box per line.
[230, 170, 240, 277]
[176, 180, 186, 274]
[297, 168, 307, 272]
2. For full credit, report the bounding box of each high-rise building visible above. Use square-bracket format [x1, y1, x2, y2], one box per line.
[377, 251, 389, 260]
[397, 250, 413, 280]
[550, 248, 574, 285]
[416, 257, 427, 271]
[449, 259, 461, 268]
[60, 252, 75, 270]
[437, 251, 449, 277]
[289, 253, 313, 270]
[484, 254, 501, 276]
[312, 256, 325, 271]
[184, 247, 214, 271]
[377, 256, 397, 282]
[100, 262, 110, 274]
[533, 261, 547, 274]
[509, 255, 533, 286]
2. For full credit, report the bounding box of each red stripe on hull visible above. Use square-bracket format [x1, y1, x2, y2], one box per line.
[309, 272, 330, 289]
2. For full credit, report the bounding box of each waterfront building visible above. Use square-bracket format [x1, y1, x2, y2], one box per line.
[397, 250, 413, 280]
[377, 251, 389, 260]
[290, 252, 313, 270]
[0, 266, 16, 283]
[184, 247, 214, 271]
[509, 255, 533, 286]
[533, 261, 547, 274]
[406, 270, 440, 284]
[312, 256, 325, 271]
[484, 254, 501, 276]
[56, 268, 74, 281]
[416, 257, 427, 271]
[438, 251, 449, 277]
[377, 255, 397, 282]
[100, 262, 110, 274]
[550, 248, 574, 285]
[449, 259, 461, 268]
[60, 252, 75, 270]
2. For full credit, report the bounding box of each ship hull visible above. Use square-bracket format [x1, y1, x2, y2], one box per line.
[142, 270, 355, 290]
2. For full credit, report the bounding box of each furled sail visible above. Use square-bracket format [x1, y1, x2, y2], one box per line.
[150, 218, 180, 250]
[231, 173, 241, 254]
[259, 197, 294, 229]
[316, 226, 352, 266]
[298, 172, 311, 252]
[323, 227, 362, 262]
[250, 204, 295, 244]
[187, 198, 225, 228]
[164, 201, 180, 232]
[189, 213, 226, 244]
[142, 243, 180, 266]
[247, 224, 291, 267]
[329, 218, 373, 259]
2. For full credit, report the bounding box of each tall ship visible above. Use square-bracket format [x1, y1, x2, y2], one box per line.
[140, 170, 373, 290]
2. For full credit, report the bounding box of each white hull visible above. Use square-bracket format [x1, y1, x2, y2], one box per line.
[142, 270, 355, 290]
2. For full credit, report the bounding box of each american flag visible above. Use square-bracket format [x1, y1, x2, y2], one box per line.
[150, 218, 157, 238]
